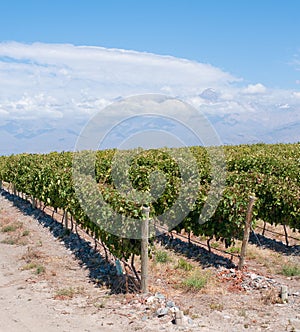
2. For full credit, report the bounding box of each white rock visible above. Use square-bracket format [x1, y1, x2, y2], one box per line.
[146, 296, 156, 304]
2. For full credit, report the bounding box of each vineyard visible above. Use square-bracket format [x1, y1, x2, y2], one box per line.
[0, 142, 299, 287]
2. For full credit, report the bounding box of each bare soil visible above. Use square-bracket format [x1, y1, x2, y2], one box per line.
[0, 190, 299, 332]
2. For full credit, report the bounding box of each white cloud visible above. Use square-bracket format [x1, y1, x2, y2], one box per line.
[278, 103, 290, 109]
[292, 91, 300, 98]
[0, 41, 299, 154]
[242, 83, 267, 94]
[0, 42, 237, 95]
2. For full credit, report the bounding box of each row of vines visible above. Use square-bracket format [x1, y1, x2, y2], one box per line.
[0, 143, 299, 263]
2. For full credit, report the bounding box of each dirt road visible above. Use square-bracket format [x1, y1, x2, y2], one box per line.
[0, 193, 130, 332]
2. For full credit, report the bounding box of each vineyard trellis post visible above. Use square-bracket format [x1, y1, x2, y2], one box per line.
[31, 195, 36, 209]
[141, 206, 150, 293]
[63, 210, 68, 229]
[238, 195, 257, 270]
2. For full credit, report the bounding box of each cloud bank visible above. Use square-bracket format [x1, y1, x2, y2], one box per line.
[0, 42, 299, 154]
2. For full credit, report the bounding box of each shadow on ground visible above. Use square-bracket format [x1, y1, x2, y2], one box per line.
[249, 231, 300, 256]
[156, 233, 236, 269]
[0, 189, 133, 294]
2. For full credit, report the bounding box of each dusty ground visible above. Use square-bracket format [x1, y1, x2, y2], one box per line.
[0, 190, 299, 332]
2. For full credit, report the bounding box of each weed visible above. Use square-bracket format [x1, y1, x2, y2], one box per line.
[22, 262, 38, 270]
[238, 308, 247, 317]
[21, 262, 45, 275]
[183, 308, 190, 315]
[35, 265, 45, 274]
[281, 264, 300, 277]
[176, 258, 193, 271]
[209, 302, 224, 311]
[1, 222, 22, 233]
[1, 237, 18, 245]
[190, 313, 200, 319]
[182, 270, 209, 291]
[94, 301, 106, 309]
[55, 287, 76, 299]
[22, 230, 30, 236]
[22, 262, 46, 274]
[155, 250, 171, 263]
[54, 287, 84, 300]
[226, 246, 241, 254]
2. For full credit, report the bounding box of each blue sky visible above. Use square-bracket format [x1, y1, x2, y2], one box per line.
[0, 1, 300, 154]
[1, 0, 300, 88]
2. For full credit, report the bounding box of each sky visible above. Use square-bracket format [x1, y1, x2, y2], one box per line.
[0, 0, 300, 154]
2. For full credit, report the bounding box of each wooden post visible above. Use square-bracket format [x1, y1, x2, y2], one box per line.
[175, 310, 184, 326]
[283, 224, 289, 247]
[141, 206, 150, 293]
[31, 196, 36, 209]
[64, 210, 68, 229]
[280, 285, 288, 303]
[238, 195, 257, 270]
[262, 221, 266, 236]
[70, 215, 74, 231]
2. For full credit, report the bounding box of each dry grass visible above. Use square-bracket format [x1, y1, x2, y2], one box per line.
[148, 244, 220, 297]
[260, 288, 282, 305]
[246, 244, 290, 274]
[0, 218, 30, 246]
[19, 247, 46, 275]
[209, 301, 224, 311]
[21, 247, 43, 263]
[21, 262, 46, 274]
[181, 269, 210, 291]
[1, 237, 19, 245]
[54, 286, 85, 300]
[1, 222, 22, 233]
[1, 235, 28, 246]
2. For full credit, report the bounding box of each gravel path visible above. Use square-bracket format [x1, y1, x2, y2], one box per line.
[0, 192, 131, 332]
